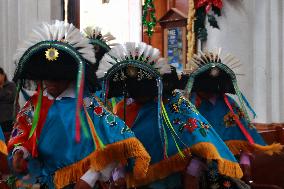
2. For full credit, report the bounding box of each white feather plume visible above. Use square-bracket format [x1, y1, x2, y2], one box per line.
[14, 20, 96, 65]
[97, 42, 171, 78]
[190, 49, 243, 74]
[83, 26, 116, 47]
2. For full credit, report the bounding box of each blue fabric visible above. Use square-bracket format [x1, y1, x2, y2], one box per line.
[16, 96, 135, 188]
[0, 126, 7, 157]
[95, 90, 123, 110]
[0, 126, 5, 143]
[131, 91, 239, 189]
[190, 93, 266, 146]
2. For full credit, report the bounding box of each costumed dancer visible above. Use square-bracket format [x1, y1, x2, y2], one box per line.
[8, 21, 150, 189]
[187, 50, 283, 183]
[97, 42, 243, 189]
[83, 26, 121, 109]
[0, 126, 8, 175]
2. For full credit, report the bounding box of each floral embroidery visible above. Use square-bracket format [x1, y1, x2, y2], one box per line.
[173, 118, 181, 125]
[223, 112, 236, 127]
[94, 106, 104, 116]
[236, 107, 245, 119]
[182, 123, 193, 133]
[188, 118, 198, 127]
[199, 122, 210, 137]
[120, 126, 131, 134]
[185, 118, 198, 133]
[105, 114, 117, 126]
[170, 103, 179, 113]
[177, 118, 199, 133]
[224, 103, 246, 128]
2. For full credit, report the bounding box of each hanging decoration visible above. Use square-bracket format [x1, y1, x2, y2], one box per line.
[142, 0, 157, 37]
[102, 0, 110, 3]
[186, 0, 196, 70]
[194, 0, 223, 42]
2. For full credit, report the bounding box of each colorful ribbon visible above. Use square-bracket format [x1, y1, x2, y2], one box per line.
[223, 94, 254, 144]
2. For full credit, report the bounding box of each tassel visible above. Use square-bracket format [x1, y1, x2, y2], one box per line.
[83, 104, 105, 149]
[161, 102, 185, 158]
[163, 123, 169, 159]
[28, 82, 43, 157]
[233, 83, 252, 125]
[28, 82, 43, 139]
[75, 63, 85, 143]
[79, 111, 90, 139]
[157, 78, 168, 158]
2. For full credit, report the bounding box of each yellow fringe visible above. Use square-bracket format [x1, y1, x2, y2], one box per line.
[225, 140, 284, 156]
[190, 142, 243, 179]
[0, 140, 7, 156]
[126, 142, 243, 188]
[54, 137, 150, 189]
[126, 149, 191, 188]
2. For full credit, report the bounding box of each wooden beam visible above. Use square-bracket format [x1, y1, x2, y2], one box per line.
[67, 0, 80, 28]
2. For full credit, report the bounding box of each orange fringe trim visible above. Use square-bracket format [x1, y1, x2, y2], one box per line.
[225, 140, 283, 156]
[0, 140, 7, 156]
[54, 137, 150, 189]
[126, 142, 243, 188]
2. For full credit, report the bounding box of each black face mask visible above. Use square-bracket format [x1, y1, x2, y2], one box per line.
[193, 68, 235, 94]
[126, 78, 157, 99]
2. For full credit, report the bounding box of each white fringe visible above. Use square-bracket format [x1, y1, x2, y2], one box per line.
[83, 26, 116, 47]
[97, 42, 171, 78]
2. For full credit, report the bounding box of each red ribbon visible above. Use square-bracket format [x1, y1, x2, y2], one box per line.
[195, 0, 223, 13]
[75, 71, 85, 143]
[223, 94, 254, 144]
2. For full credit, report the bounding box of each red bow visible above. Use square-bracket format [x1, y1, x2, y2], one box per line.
[195, 0, 223, 13]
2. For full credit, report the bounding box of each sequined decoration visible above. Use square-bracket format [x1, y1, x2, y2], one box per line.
[105, 114, 117, 126]
[186, 118, 198, 133]
[112, 70, 128, 82]
[94, 106, 104, 116]
[199, 122, 210, 137]
[170, 103, 179, 113]
[137, 69, 153, 81]
[120, 126, 131, 134]
[223, 112, 236, 127]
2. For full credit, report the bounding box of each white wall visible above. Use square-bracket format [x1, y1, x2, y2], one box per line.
[204, 0, 284, 123]
[80, 0, 142, 43]
[0, 0, 62, 80]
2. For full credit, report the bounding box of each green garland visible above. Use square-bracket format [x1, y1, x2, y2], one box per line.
[194, 5, 221, 42]
[142, 0, 157, 37]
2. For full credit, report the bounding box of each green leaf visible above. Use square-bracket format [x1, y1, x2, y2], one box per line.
[212, 6, 221, 16]
[208, 14, 220, 29]
[197, 27, 208, 41]
[199, 128, 207, 137]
